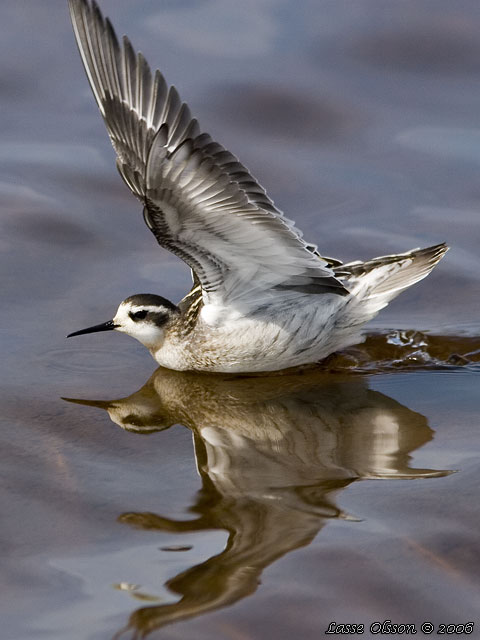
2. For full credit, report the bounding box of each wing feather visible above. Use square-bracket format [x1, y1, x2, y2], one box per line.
[69, 0, 348, 304]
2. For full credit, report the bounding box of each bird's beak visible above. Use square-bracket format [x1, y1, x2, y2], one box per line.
[67, 319, 117, 338]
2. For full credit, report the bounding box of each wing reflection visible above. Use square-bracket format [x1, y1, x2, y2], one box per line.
[66, 368, 451, 637]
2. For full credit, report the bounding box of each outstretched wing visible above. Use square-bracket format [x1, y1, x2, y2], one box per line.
[69, 0, 347, 304]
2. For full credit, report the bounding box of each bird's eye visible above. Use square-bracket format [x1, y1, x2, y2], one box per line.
[130, 310, 148, 321]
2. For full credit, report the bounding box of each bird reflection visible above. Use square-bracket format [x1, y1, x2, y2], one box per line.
[65, 368, 451, 638]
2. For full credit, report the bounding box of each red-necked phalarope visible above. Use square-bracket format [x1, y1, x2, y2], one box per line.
[67, 0, 448, 373]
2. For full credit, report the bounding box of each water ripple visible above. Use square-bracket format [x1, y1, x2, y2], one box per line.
[323, 330, 480, 374]
[38, 346, 145, 374]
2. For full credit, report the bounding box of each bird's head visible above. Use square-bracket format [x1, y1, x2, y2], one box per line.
[67, 294, 179, 349]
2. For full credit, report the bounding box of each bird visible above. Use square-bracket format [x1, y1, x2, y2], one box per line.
[67, 0, 448, 374]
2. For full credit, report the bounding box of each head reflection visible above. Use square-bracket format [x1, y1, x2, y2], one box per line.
[65, 368, 451, 638]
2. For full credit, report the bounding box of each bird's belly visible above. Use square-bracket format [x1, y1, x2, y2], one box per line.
[154, 298, 357, 373]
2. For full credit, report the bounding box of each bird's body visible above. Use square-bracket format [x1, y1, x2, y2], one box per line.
[67, 0, 448, 373]
[150, 288, 341, 373]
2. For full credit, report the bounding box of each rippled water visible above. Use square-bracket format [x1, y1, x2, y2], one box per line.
[1, 1, 480, 639]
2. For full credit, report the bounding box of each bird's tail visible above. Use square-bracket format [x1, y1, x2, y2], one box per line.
[334, 243, 448, 327]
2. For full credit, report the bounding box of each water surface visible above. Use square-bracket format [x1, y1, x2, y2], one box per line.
[1, 1, 479, 639]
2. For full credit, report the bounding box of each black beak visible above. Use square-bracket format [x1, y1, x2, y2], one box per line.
[67, 319, 117, 338]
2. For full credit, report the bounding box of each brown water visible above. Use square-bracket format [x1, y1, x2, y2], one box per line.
[1, 1, 480, 639]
